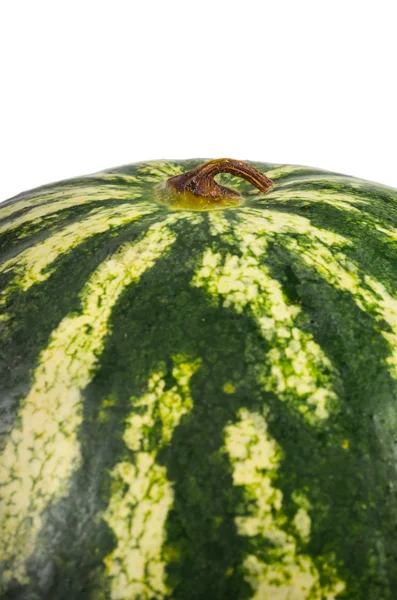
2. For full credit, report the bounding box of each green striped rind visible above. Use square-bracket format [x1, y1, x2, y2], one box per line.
[0, 218, 178, 584]
[1, 160, 397, 599]
[103, 357, 201, 599]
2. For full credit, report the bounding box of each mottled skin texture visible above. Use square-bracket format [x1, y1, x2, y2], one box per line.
[1, 159, 397, 599]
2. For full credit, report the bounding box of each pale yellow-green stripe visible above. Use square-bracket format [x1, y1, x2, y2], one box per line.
[103, 357, 200, 600]
[232, 209, 350, 248]
[136, 161, 185, 182]
[0, 188, 145, 237]
[287, 237, 397, 379]
[0, 203, 154, 294]
[262, 164, 376, 190]
[194, 213, 341, 424]
[224, 407, 345, 599]
[273, 174, 369, 190]
[235, 209, 397, 381]
[0, 177, 141, 221]
[263, 164, 325, 180]
[0, 218, 177, 585]
[263, 188, 367, 212]
[376, 225, 397, 241]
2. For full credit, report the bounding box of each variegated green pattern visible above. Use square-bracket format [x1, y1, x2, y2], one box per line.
[1, 159, 397, 599]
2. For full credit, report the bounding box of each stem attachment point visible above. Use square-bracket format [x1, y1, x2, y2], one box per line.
[156, 158, 274, 210]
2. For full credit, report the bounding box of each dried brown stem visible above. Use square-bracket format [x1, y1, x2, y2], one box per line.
[166, 158, 274, 202]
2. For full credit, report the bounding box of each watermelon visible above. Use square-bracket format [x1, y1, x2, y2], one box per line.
[1, 157, 397, 599]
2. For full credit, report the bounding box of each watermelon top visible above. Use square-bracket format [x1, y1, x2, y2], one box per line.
[1, 158, 397, 599]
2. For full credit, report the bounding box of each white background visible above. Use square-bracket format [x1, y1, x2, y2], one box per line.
[0, 0, 396, 202]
